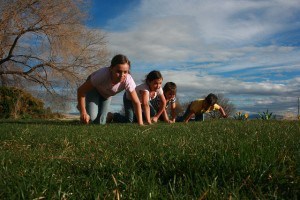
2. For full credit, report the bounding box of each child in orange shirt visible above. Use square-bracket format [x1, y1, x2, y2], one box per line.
[177, 93, 227, 122]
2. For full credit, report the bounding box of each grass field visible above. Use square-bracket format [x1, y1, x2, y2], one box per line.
[0, 119, 299, 199]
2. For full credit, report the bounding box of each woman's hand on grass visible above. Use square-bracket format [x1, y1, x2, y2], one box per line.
[80, 112, 90, 124]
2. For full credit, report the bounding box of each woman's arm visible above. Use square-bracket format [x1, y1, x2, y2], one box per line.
[152, 93, 167, 122]
[77, 79, 94, 124]
[140, 91, 152, 124]
[129, 90, 144, 125]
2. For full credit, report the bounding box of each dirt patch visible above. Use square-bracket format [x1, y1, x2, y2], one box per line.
[61, 113, 80, 120]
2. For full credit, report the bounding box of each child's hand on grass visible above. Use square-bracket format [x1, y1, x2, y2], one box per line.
[168, 119, 175, 123]
[152, 116, 158, 123]
[145, 121, 152, 125]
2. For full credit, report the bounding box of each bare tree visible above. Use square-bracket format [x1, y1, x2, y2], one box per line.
[0, 0, 109, 95]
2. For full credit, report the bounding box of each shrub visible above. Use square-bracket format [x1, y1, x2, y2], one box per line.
[257, 109, 276, 120]
[234, 111, 249, 120]
[0, 86, 61, 119]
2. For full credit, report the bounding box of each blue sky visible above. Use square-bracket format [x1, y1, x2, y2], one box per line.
[85, 0, 300, 116]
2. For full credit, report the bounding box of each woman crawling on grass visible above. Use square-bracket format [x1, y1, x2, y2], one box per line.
[77, 54, 143, 125]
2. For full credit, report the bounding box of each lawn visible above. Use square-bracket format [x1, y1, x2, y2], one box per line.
[0, 119, 299, 199]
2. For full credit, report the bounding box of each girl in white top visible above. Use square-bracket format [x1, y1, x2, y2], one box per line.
[77, 54, 143, 125]
[136, 70, 166, 124]
[121, 70, 166, 124]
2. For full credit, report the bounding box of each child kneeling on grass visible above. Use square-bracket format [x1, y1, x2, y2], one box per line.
[177, 93, 227, 123]
[112, 70, 166, 125]
[150, 82, 177, 123]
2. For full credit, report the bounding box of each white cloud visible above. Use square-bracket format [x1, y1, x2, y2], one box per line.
[157, 69, 300, 115]
[160, 69, 297, 95]
[97, 0, 300, 115]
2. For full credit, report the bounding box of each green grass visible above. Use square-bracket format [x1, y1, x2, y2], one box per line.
[0, 119, 299, 199]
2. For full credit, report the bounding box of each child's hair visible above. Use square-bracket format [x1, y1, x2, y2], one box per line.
[205, 93, 218, 106]
[145, 70, 163, 83]
[163, 82, 177, 94]
[110, 54, 131, 68]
